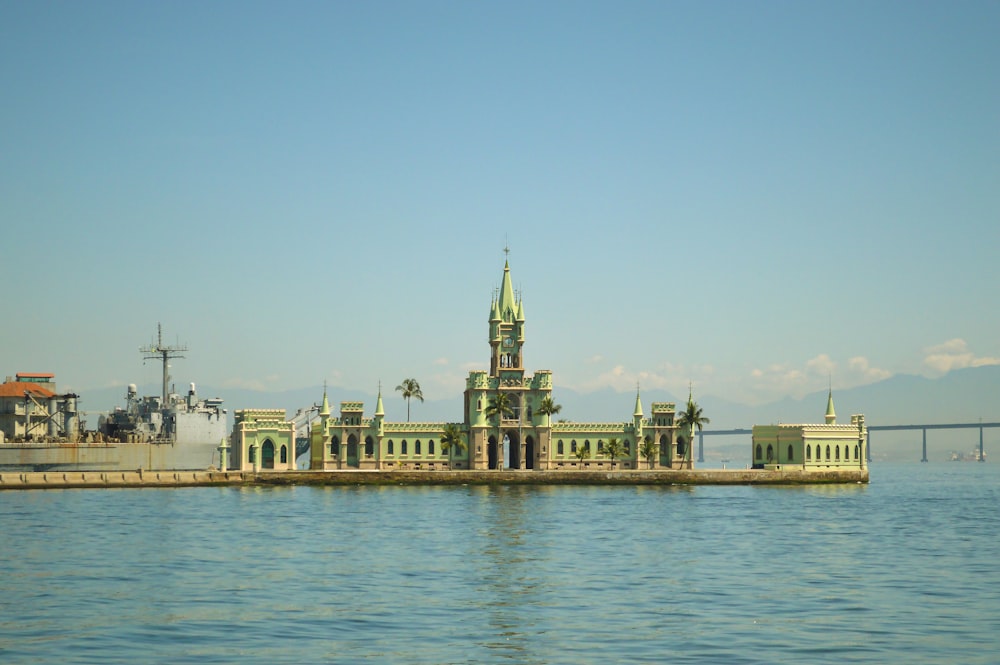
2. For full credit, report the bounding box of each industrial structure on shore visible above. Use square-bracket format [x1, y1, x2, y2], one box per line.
[0, 326, 228, 472]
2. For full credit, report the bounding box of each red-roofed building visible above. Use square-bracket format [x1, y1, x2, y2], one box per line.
[0, 373, 78, 441]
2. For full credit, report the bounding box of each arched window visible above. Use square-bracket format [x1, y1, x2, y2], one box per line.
[402, 439, 408, 454]
[766, 445, 774, 462]
[557, 440, 564, 455]
[280, 445, 287, 464]
[806, 444, 812, 461]
[787, 444, 794, 461]
[331, 435, 340, 456]
[677, 437, 686, 457]
[365, 436, 374, 457]
[571, 440, 577, 453]
[855, 444, 860, 459]
[249, 445, 256, 463]
[825, 445, 831, 461]
[584, 440, 591, 452]
[624, 440, 631, 455]
[415, 440, 422, 455]
[429, 440, 435, 455]
[756, 444, 763, 460]
[387, 440, 394, 455]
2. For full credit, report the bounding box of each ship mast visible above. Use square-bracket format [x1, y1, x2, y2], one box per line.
[141, 323, 187, 403]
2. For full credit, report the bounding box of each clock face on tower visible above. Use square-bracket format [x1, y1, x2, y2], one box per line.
[503, 336, 514, 348]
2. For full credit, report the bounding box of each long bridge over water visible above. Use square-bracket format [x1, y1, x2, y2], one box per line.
[696, 422, 998, 463]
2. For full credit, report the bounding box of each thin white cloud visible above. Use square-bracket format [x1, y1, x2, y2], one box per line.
[433, 357, 449, 366]
[923, 339, 1000, 374]
[805, 353, 835, 377]
[848, 356, 891, 382]
[748, 353, 892, 402]
[585, 354, 605, 364]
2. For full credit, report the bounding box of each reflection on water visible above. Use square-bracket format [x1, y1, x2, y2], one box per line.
[1, 465, 999, 664]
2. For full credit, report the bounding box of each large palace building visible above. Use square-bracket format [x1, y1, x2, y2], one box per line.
[302, 258, 691, 472]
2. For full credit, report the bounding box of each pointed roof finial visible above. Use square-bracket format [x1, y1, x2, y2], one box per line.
[320, 380, 330, 417]
[375, 380, 385, 417]
[634, 381, 643, 417]
[825, 386, 837, 424]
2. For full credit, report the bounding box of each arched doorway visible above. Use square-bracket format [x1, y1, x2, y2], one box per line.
[505, 430, 520, 469]
[347, 434, 359, 467]
[525, 435, 536, 470]
[262, 439, 275, 469]
[488, 435, 500, 470]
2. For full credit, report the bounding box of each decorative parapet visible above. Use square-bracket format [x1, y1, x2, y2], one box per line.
[530, 371, 553, 389]
[466, 371, 491, 390]
[340, 401, 364, 412]
[551, 422, 630, 433]
[234, 408, 289, 425]
[651, 402, 676, 413]
[383, 422, 450, 433]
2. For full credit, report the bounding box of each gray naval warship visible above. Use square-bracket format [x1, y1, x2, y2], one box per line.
[0, 326, 228, 472]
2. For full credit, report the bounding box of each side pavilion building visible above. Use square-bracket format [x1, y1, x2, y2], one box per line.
[309, 259, 694, 472]
[751, 390, 868, 471]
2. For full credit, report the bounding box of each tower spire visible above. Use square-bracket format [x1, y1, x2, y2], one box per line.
[320, 381, 330, 417]
[825, 387, 837, 424]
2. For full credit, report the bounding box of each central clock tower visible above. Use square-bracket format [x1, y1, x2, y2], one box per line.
[489, 259, 525, 378]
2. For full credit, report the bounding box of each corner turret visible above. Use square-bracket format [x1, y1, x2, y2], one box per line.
[825, 389, 836, 425]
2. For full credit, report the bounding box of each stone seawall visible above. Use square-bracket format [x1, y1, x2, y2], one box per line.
[0, 468, 867, 490]
[0, 470, 251, 490]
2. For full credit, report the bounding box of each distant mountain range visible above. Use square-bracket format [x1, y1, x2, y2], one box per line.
[75, 365, 1000, 462]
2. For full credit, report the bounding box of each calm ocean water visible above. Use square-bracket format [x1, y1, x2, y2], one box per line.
[1, 463, 998, 664]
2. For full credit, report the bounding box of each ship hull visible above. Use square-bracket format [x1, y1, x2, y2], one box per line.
[0, 441, 223, 472]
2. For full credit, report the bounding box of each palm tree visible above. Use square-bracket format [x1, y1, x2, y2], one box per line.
[440, 423, 466, 468]
[535, 395, 562, 426]
[639, 436, 658, 469]
[603, 437, 625, 470]
[395, 378, 423, 422]
[484, 392, 514, 470]
[676, 389, 710, 468]
[573, 441, 591, 466]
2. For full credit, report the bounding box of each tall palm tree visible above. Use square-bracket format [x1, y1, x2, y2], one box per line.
[535, 395, 562, 426]
[676, 389, 710, 468]
[440, 423, 466, 468]
[603, 437, 625, 470]
[395, 378, 423, 422]
[484, 392, 514, 470]
[639, 436, 658, 469]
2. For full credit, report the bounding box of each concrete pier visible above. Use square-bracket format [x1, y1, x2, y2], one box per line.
[0, 467, 868, 490]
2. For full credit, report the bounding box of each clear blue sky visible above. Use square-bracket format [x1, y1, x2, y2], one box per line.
[2, 0, 997, 406]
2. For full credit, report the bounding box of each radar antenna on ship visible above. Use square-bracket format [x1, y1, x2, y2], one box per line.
[140, 323, 188, 403]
